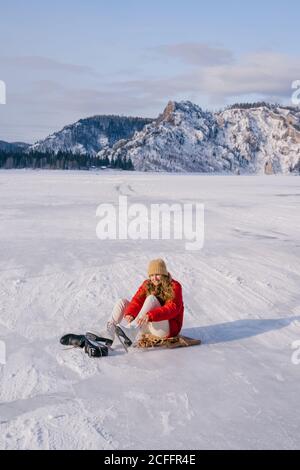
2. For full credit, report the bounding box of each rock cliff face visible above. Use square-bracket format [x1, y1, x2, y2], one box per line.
[26, 100, 300, 173]
[98, 101, 300, 174]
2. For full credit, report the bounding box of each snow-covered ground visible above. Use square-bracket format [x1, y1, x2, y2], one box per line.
[0, 169, 300, 450]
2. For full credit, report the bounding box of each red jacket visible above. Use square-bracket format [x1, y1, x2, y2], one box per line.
[124, 279, 184, 338]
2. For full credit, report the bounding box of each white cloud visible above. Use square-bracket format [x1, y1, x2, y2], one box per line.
[1, 48, 299, 142]
[197, 51, 300, 99]
[0, 55, 98, 76]
[152, 42, 234, 66]
[114, 50, 300, 104]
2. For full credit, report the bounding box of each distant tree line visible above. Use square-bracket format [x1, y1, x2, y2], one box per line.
[0, 150, 134, 171]
[228, 101, 277, 110]
[228, 101, 299, 112]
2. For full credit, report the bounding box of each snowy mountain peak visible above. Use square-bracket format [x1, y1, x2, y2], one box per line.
[28, 115, 153, 156]
[100, 101, 300, 174]
[24, 100, 300, 174]
[157, 100, 208, 127]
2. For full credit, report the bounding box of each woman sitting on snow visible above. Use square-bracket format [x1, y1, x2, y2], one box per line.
[60, 259, 184, 354]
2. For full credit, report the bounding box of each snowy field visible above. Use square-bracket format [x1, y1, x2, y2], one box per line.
[0, 169, 300, 450]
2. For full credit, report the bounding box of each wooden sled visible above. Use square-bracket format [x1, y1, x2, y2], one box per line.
[134, 333, 201, 349]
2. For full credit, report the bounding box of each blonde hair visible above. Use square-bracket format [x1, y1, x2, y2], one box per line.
[144, 273, 174, 305]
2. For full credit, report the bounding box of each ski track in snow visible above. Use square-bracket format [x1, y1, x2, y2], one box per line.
[0, 170, 300, 449]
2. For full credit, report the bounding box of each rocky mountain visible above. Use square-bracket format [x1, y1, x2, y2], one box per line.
[98, 101, 300, 174]
[29, 115, 153, 155]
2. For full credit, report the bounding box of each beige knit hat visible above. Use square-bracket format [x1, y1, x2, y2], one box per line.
[148, 258, 168, 277]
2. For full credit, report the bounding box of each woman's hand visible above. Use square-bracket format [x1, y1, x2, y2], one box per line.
[124, 315, 134, 324]
[136, 314, 149, 327]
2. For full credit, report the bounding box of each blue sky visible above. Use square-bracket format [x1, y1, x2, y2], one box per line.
[0, 0, 299, 142]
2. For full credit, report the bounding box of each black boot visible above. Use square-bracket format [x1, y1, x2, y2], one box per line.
[85, 331, 113, 347]
[60, 333, 86, 348]
[84, 337, 109, 357]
